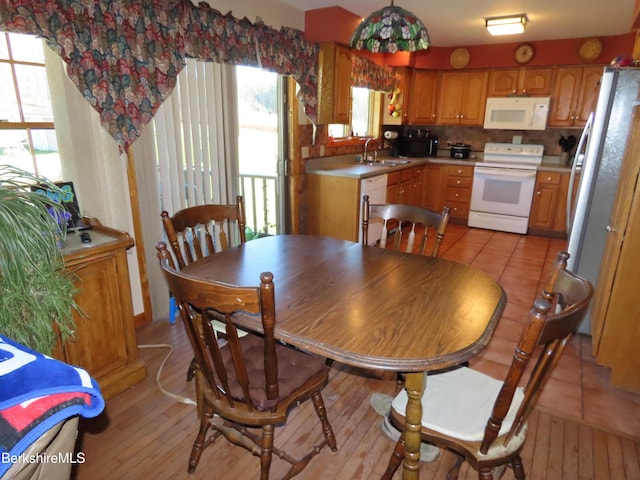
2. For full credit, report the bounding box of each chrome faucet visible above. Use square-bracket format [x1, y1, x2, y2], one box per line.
[363, 138, 378, 162]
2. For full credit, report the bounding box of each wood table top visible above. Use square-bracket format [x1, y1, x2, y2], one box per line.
[183, 235, 506, 372]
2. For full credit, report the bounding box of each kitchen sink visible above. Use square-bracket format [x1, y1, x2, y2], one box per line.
[355, 159, 411, 167]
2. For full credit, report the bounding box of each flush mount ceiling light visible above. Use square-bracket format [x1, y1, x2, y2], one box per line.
[350, 0, 430, 53]
[485, 14, 528, 36]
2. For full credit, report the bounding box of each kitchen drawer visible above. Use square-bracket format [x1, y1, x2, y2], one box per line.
[446, 201, 470, 219]
[536, 171, 561, 185]
[447, 176, 473, 188]
[387, 171, 401, 185]
[445, 187, 471, 203]
[446, 165, 473, 177]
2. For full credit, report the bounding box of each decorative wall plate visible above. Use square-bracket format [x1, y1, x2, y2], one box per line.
[514, 43, 535, 65]
[450, 48, 470, 69]
[578, 37, 603, 61]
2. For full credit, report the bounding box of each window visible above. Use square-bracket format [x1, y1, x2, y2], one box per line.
[0, 32, 61, 180]
[329, 87, 379, 138]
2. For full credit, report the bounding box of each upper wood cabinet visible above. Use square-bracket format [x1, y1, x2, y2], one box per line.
[407, 70, 439, 124]
[317, 42, 352, 125]
[436, 71, 488, 126]
[488, 68, 553, 96]
[548, 66, 603, 128]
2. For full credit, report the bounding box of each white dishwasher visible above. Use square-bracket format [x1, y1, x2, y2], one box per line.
[359, 174, 388, 245]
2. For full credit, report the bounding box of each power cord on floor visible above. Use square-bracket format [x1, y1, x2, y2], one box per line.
[138, 343, 197, 407]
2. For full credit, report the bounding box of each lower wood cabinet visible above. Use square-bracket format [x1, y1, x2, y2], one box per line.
[528, 170, 576, 236]
[387, 165, 424, 205]
[422, 163, 473, 220]
[57, 217, 147, 399]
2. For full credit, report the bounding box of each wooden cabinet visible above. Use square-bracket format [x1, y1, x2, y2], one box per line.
[307, 173, 361, 241]
[407, 70, 439, 124]
[387, 165, 424, 205]
[58, 218, 146, 399]
[590, 106, 640, 392]
[317, 42, 352, 125]
[548, 66, 603, 127]
[436, 71, 488, 126]
[488, 68, 553, 96]
[528, 170, 575, 236]
[442, 165, 474, 220]
[423, 164, 445, 211]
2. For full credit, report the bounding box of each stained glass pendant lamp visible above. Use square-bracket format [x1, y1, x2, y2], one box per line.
[350, 0, 430, 53]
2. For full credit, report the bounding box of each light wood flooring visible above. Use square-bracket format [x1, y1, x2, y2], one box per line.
[72, 225, 640, 479]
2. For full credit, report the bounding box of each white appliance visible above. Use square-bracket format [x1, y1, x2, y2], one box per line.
[468, 143, 543, 234]
[566, 67, 640, 334]
[483, 97, 551, 130]
[359, 175, 388, 245]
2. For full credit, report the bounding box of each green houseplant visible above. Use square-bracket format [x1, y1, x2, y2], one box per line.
[0, 165, 77, 355]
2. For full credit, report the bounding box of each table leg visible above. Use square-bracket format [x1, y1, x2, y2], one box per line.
[402, 372, 425, 479]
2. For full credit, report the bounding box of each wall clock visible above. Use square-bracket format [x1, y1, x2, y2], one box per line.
[578, 37, 603, 61]
[514, 43, 535, 65]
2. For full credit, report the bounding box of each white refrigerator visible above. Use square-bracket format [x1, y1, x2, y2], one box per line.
[566, 67, 640, 334]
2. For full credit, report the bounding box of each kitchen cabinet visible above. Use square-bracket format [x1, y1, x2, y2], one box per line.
[590, 106, 640, 392]
[406, 70, 439, 124]
[387, 165, 424, 205]
[317, 42, 352, 125]
[487, 68, 553, 96]
[307, 173, 362, 242]
[548, 66, 603, 127]
[423, 164, 445, 211]
[57, 217, 147, 399]
[528, 170, 576, 236]
[442, 164, 474, 220]
[436, 71, 488, 126]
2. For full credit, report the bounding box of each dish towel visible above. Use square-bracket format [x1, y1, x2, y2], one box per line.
[0, 335, 105, 476]
[370, 392, 440, 463]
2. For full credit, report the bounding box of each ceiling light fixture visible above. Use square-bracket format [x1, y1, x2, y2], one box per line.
[350, 0, 430, 53]
[485, 14, 528, 36]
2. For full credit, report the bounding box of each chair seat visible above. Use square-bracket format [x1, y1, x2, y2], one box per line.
[391, 367, 524, 442]
[221, 333, 327, 411]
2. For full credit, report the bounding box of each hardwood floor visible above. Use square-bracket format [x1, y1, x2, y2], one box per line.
[73, 225, 640, 479]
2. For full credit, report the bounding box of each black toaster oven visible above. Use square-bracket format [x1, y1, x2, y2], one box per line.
[396, 136, 438, 157]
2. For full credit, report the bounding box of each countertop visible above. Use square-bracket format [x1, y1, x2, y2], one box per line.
[306, 153, 571, 179]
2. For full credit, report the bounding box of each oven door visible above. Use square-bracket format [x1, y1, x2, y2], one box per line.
[470, 166, 537, 217]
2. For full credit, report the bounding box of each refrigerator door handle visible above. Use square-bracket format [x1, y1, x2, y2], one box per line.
[566, 112, 594, 233]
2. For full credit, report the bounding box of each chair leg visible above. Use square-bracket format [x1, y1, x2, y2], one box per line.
[381, 437, 405, 480]
[310, 391, 337, 451]
[188, 405, 213, 473]
[478, 466, 494, 480]
[260, 424, 274, 480]
[511, 455, 525, 479]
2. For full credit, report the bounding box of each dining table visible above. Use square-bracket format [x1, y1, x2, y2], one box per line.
[182, 234, 506, 479]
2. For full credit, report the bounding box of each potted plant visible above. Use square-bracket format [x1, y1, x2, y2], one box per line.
[0, 165, 77, 355]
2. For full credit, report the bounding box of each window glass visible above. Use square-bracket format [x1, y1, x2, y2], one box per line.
[0, 63, 19, 121]
[329, 87, 375, 138]
[0, 32, 60, 180]
[14, 64, 54, 122]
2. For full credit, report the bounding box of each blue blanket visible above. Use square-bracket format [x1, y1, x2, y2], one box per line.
[0, 335, 105, 475]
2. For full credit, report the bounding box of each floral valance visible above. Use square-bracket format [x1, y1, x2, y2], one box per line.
[351, 55, 394, 92]
[0, 0, 318, 151]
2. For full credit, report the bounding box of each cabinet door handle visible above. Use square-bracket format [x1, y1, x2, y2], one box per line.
[606, 225, 617, 232]
[536, 191, 541, 195]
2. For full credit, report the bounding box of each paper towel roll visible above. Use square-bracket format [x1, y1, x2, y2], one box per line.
[384, 131, 398, 139]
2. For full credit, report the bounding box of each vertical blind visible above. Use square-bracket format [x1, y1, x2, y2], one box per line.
[134, 59, 239, 320]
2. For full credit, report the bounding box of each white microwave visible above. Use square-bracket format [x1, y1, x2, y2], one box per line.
[483, 96, 551, 130]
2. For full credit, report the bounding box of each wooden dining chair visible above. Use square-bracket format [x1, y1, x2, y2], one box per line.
[161, 196, 247, 410]
[160, 195, 246, 269]
[381, 251, 594, 480]
[156, 242, 337, 479]
[361, 194, 450, 257]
